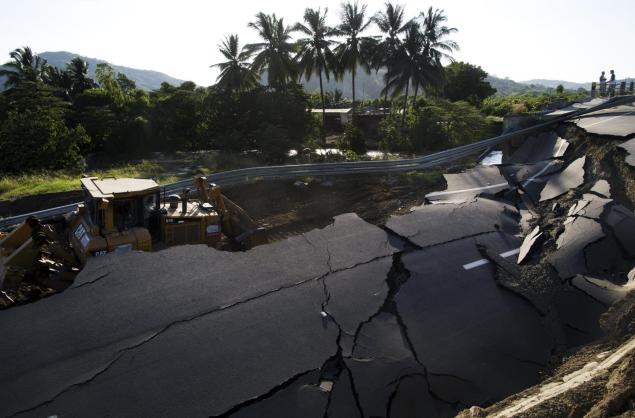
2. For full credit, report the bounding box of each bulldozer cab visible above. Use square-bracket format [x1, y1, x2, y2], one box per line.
[80, 177, 160, 234]
[68, 177, 160, 261]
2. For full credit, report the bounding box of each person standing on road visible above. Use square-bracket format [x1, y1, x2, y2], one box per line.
[608, 70, 616, 96]
[599, 71, 607, 97]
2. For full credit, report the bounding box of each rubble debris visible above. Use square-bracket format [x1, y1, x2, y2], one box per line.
[506, 132, 570, 164]
[618, 137, 635, 167]
[555, 284, 607, 347]
[549, 216, 605, 280]
[571, 275, 634, 306]
[585, 234, 629, 276]
[517, 226, 543, 265]
[570, 194, 612, 219]
[539, 156, 586, 202]
[589, 179, 611, 198]
[604, 205, 635, 257]
[385, 198, 518, 248]
[425, 166, 509, 203]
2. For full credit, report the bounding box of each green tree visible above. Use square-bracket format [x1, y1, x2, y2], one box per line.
[384, 22, 442, 125]
[372, 2, 411, 106]
[443, 61, 496, 106]
[295, 7, 338, 144]
[334, 1, 376, 116]
[0, 47, 49, 89]
[212, 34, 258, 93]
[245, 13, 297, 88]
[0, 82, 88, 172]
[556, 84, 564, 94]
[66, 57, 97, 98]
[420, 7, 459, 64]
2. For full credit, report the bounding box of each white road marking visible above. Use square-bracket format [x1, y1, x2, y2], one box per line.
[554, 138, 567, 157]
[521, 162, 557, 188]
[462, 248, 520, 270]
[579, 110, 635, 128]
[425, 182, 509, 198]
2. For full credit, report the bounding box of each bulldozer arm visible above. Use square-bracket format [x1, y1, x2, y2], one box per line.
[193, 176, 267, 248]
[1, 218, 80, 288]
[221, 196, 268, 248]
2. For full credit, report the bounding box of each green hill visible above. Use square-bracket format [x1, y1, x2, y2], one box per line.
[0, 51, 185, 91]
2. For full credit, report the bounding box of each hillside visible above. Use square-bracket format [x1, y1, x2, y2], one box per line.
[300, 67, 566, 99]
[0, 51, 185, 91]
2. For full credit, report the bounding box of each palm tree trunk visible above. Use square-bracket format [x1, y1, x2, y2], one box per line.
[401, 79, 410, 126]
[319, 70, 326, 146]
[351, 68, 356, 121]
[384, 89, 388, 112]
[412, 83, 419, 109]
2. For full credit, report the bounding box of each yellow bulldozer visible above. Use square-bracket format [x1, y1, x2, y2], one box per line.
[0, 176, 266, 288]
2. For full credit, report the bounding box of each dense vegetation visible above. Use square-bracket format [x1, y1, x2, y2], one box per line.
[0, 1, 586, 183]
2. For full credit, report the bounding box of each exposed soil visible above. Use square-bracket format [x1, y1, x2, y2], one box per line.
[223, 171, 445, 243]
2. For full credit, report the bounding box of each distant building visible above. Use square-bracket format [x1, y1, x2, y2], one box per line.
[310, 108, 353, 131]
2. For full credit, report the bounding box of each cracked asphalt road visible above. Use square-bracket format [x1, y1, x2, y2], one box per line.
[2, 100, 635, 418]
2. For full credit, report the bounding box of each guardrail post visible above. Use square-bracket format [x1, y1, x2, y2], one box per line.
[591, 82, 597, 98]
[619, 82, 626, 96]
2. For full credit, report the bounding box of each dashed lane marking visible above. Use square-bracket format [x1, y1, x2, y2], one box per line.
[425, 182, 509, 198]
[462, 248, 520, 270]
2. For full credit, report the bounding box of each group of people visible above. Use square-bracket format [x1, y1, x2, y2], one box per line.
[599, 69, 617, 97]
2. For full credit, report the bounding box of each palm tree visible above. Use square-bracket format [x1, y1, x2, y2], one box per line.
[66, 57, 97, 97]
[372, 2, 411, 108]
[245, 13, 297, 89]
[334, 1, 376, 116]
[414, 7, 458, 107]
[295, 7, 338, 143]
[0, 46, 49, 89]
[383, 22, 442, 125]
[211, 34, 258, 93]
[420, 7, 459, 65]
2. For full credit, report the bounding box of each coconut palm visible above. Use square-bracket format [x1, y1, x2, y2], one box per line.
[211, 34, 258, 93]
[334, 1, 376, 116]
[372, 2, 411, 107]
[0, 46, 49, 89]
[419, 7, 459, 65]
[245, 13, 297, 89]
[295, 7, 338, 143]
[66, 57, 97, 97]
[383, 22, 442, 125]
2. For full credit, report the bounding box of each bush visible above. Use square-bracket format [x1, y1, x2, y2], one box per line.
[340, 123, 366, 154]
[378, 99, 495, 153]
[0, 108, 88, 173]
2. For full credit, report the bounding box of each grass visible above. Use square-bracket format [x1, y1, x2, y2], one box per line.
[0, 160, 180, 200]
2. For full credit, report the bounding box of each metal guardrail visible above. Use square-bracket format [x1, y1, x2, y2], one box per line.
[1, 95, 633, 230]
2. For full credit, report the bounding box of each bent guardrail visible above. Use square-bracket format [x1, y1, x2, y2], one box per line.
[1, 95, 633, 230]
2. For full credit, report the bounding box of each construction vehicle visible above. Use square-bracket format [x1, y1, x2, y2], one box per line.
[0, 176, 266, 288]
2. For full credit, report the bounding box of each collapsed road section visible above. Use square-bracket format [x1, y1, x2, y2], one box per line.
[1, 97, 635, 417]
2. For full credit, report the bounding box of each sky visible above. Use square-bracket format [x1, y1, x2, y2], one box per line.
[1, 0, 633, 86]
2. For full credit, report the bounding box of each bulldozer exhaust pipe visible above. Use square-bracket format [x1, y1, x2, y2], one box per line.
[181, 188, 190, 214]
